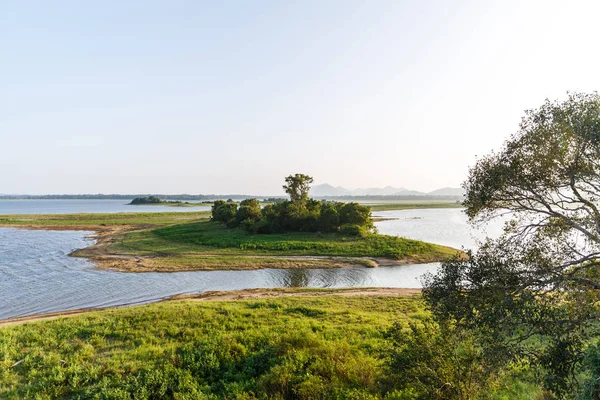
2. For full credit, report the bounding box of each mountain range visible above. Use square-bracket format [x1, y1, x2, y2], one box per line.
[309, 184, 463, 197]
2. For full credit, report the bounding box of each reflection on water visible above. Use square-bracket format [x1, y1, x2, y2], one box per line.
[0, 228, 438, 320]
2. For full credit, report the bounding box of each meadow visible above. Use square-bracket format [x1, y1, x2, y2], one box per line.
[0, 292, 541, 399]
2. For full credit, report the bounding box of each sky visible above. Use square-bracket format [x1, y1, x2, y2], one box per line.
[2, 0, 600, 195]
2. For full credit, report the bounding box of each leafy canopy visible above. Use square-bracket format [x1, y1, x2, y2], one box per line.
[283, 173, 314, 209]
[425, 92, 600, 397]
[211, 174, 373, 235]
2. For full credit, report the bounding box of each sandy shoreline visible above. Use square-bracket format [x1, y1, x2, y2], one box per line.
[0, 287, 421, 326]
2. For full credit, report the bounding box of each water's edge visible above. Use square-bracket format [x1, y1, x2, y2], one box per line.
[0, 226, 439, 320]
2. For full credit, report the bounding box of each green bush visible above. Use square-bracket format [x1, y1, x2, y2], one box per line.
[384, 318, 500, 400]
[211, 201, 238, 224]
[235, 199, 262, 229]
[339, 224, 367, 237]
[339, 202, 373, 229]
[319, 202, 340, 232]
[218, 199, 374, 236]
[580, 344, 600, 399]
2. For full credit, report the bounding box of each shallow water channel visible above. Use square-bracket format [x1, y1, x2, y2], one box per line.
[0, 208, 502, 320]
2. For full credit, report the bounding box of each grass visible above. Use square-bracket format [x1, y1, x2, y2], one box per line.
[365, 201, 462, 212]
[0, 211, 210, 228]
[0, 294, 540, 399]
[0, 206, 461, 272]
[104, 220, 460, 271]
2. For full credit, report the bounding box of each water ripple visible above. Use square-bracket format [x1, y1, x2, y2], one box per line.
[0, 227, 438, 320]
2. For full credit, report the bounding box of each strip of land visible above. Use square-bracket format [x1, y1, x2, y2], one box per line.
[0, 287, 421, 326]
[0, 202, 463, 272]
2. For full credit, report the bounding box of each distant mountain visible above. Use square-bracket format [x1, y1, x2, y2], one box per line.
[309, 184, 351, 197]
[310, 184, 426, 197]
[310, 184, 463, 198]
[427, 187, 464, 196]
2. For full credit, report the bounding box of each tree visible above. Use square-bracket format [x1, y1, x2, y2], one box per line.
[338, 202, 373, 229]
[318, 202, 340, 232]
[424, 93, 600, 396]
[235, 198, 262, 227]
[211, 200, 237, 224]
[283, 174, 313, 209]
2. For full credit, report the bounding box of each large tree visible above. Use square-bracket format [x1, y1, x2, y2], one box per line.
[425, 93, 600, 396]
[282, 173, 313, 209]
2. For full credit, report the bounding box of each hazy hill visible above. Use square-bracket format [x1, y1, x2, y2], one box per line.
[427, 187, 464, 196]
[311, 184, 462, 197]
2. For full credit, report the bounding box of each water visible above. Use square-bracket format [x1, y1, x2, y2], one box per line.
[0, 207, 505, 320]
[0, 199, 210, 214]
[374, 208, 505, 249]
[0, 228, 438, 319]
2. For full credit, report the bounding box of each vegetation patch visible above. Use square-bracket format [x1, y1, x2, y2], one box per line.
[129, 196, 200, 207]
[0, 294, 542, 399]
[211, 174, 375, 235]
[110, 219, 458, 266]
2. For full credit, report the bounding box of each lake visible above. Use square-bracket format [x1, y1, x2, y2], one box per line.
[374, 208, 505, 249]
[0, 203, 504, 320]
[0, 199, 210, 214]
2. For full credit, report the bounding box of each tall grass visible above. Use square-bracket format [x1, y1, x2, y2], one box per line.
[0, 295, 540, 399]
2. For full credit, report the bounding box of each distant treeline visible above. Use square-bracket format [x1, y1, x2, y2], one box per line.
[0, 194, 462, 201]
[0, 194, 265, 201]
[315, 195, 463, 201]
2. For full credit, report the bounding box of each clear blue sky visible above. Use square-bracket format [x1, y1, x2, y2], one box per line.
[2, 0, 599, 194]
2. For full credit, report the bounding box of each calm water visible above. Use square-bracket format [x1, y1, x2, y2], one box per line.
[0, 228, 439, 319]
[374, 208, 505, 249]
[0, 206, 503, 320]
[0, 199, 210, 214]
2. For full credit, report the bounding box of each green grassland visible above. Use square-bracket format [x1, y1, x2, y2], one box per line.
[0, 293, 540, 399]
[113, 220, 456, 261]
[363, 201, 462, 212]
[0, 211, 211, 228]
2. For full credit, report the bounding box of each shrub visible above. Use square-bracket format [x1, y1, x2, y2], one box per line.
[339, 224, 367, 237]
[319, 202, 340, 232]
[211, 201, 238, 224]
[339, 202, 373, 229]
[235, 199, 262, 229]
[384, 318, 500, 400]
[580, 344, 600, 399]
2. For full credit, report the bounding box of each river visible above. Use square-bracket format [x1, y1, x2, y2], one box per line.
[0, 202, 503, 320]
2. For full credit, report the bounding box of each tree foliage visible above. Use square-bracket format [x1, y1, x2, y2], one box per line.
[129, 196, 162, 205]
[384, 318, 500, 400]
[211, 200, 238, 224]
[211, 175, 373, 235]
[424, 93, 600, 397]
[283, 173, 314, 210]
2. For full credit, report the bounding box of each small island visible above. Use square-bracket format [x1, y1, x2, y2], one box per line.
[128, 196, 194, 207]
